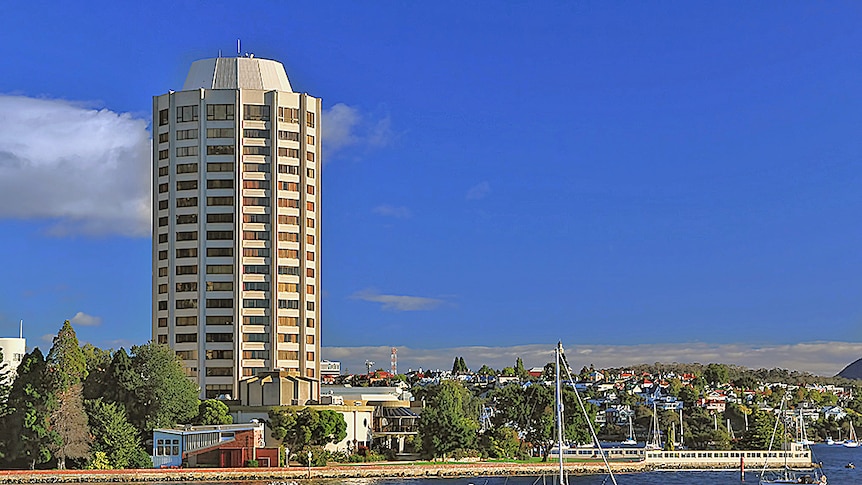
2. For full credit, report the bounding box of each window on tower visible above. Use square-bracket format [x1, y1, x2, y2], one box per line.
[176, 105, 199, 122]
[207, 104, 235, 121]
[244, 105, 271, 121]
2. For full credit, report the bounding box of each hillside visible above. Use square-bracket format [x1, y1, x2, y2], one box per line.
[838, 357, 862, 380]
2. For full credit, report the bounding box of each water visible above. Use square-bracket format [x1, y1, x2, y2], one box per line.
[316, 445, 860, 485]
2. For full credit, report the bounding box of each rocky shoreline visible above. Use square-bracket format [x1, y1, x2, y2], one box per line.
[0, 462, 649, 483]
[0, 460, 773, 483]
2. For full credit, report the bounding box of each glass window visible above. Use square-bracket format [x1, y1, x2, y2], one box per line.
[243, 105, 271, 121]
[207, 127, 234, 138]
[207, 145, 235, 155]
[176, 105, 199, 122]
[206, 316, 233, 325]
[206, 104, 235, 121]
[158, 109, 168, 126]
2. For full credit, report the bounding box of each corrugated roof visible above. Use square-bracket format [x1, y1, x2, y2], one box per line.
[183, 57, 293, 92]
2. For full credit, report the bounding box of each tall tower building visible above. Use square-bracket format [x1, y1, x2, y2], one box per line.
[152, 57, 321, 401]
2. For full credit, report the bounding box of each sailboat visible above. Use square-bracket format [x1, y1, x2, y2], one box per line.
[552, 342, 618, 485]
[621, 414, 637, 445]
[759, 394, 827, 485]
[844, 420, 859, 448]
[644, 401, 662, 450]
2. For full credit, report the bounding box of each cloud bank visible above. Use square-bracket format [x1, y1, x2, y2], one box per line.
[322, 341, 862, 377]
[351, 289, 444, 311]
[0, 95, 151, 237]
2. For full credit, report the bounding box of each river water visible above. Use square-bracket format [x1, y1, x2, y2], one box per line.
[315, 445, 859, 485]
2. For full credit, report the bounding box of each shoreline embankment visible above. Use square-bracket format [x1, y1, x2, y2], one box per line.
[0, 460, 762, 483]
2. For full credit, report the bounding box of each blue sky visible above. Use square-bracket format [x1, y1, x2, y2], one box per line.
[1, 1, 861, 375]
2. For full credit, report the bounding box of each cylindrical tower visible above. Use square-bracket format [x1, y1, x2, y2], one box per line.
[152, 56, 321, 401]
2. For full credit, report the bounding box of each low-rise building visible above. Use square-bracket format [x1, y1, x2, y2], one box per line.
[151, 422, 277, 468]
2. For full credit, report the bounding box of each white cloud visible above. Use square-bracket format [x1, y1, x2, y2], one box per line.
[40, 333, 56, 344]
[466, 181, 491, 200]
[322, 103, 392, 159]
[322, 341, 862, 377]
[0, 95, 151, 237]
[70, 311, 101, 327]
[351, 289, 444, 311]
[373, 204, 411, 219]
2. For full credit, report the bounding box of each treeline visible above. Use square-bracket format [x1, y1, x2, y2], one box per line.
[0, 321, 229, 470]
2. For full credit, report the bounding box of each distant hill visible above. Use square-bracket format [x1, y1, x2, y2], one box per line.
[837, 358, 862, 380]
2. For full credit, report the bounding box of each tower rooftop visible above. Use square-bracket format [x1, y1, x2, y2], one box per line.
[183, 57, 293, 92]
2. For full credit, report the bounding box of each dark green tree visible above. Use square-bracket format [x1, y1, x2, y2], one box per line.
[490, 383, 595, 461]
[477, 365, 497, 377]
[268, 407, 347, 451]
[194, 399, 233, 425]
[703, 363, 730, 386]
[417, 380, 480, 458]
[0, 349, 12, 462]
[514, 357, 529, 379]
[6, 348, 57, 469]
[126, 342, 200, 433]
[682, 407, 730, 450]
[85, 399, 151, 469]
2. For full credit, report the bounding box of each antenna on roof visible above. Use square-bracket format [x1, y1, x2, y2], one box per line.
[218, 49, 222, 58]
[237, 39, 241, 57]
[19, 319, 23, 339]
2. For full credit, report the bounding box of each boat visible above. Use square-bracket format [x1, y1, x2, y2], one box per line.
[552, 342, 618, 485]
[796, 413, 815, 446]
[844, 420, 859, 448]
[644, 401, 662, 450]
[759, 394, 827, 484]
[825, 436, 834, 446]
[620, 414, 637, 445]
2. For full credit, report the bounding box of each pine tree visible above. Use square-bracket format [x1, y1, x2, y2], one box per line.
[46, 321, 90, 469]
[515, 357, 529, 379]
[85, 399, 151, 469]
[46, 320, 87, 391]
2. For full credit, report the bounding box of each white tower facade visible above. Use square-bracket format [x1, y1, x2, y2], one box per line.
[152, 57, 321, 401]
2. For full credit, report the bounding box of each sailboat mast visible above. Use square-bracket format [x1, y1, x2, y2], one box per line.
[555, 341, 565, 485]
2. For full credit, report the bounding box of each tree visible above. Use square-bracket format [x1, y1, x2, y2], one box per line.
[479, 425, 521, 458]
[703, 364, 730, 386]
[515, 358, 529, 379]
[194, 399, 233, 425]
[49, 385, 91, 469]
[6, 349, 56, 469]
[490, 382, 595, 461]
[683, 407, 729, 450]
[0, 349, 12, 462]
[126, 342, 200, 433]
[739, 408, 784, 450]
[417, 380, 480, 458]
[452, 357, 467, 375]
[46, 321, 87, 391]
[269, 407, 347, 451]
[46, 321, 90, 469]
[85, 399, 151, 469]
[477, 365, 497, 377]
